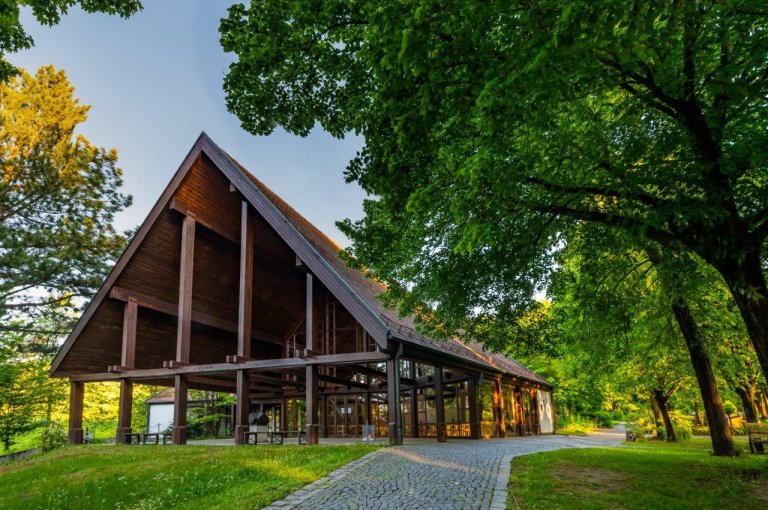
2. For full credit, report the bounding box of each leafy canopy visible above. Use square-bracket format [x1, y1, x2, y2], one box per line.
[220, 1, 768, 345]
[0, 65, 131, 335]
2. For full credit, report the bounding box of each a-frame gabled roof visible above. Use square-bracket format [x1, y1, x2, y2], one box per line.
[51, 133, 550, 388]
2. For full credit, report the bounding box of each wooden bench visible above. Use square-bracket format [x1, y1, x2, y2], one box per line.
[746, 423, 768, 454]
[124, 432, 172, 445]
[268, 430, 306, 445]
[243, 431, 269, 445]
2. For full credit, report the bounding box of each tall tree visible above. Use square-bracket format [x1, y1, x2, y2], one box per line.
[0, 65, 131, 335]
[221, 1, 768, 384]
[0, 0, 142, 81]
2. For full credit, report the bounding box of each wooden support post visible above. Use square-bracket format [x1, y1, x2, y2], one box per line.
[321, 395, 329, 438]
[514, 386, 524, 436]
[497, 379, 506, 438]
[468, 375, 481, 440]
[387, 357, 402, 445]
[305, 273, 313, 351]
[280, 397, 288, 431]
[172, 375, 188, 444]
[238, 201, 253, 359]
[305, 365, 319, 444]
[435, 366, 447, 442]
[235, 371, 250, 445]
[410, 363, 419, 438]
[121, 301, 137, 368]
[364, 392, 372, 428]
[68, 380, 84, 444]
[115, 379, 133, 443]
[176, 216, 195, 364]
[531, 388, 541, 435]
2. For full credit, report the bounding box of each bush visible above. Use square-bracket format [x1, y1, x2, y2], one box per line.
[656, 425, 667, 441]
[41, 423, 66, 452]
[677, 427, 692, 441]
[611, 409, 626, 421]
[186, 413, 228, 440]
[692, 425, 710, 436]
[592, 411, 613, 429]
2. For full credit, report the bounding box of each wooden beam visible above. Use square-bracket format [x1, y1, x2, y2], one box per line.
[115, 379, 133, 444]
[177, 216, 195, 364]
[238, 201, 254, 358]
[121, 301, 137, 368]
[68, 380, 84, 445]
[468, 375, 481, 440]
[306, 273, 314, 351]
[496, 378, 506, 438]
[306, 365, 319, 444]
[235, 370, 250, 445]
[435, 366, 446, 442]
[387, 357, 402, 445]
[71, 351, 392, 382]
[318, 373, 370, 390]
[410, 362, 419, 438]
[173, 375, 188, 444]
[110, 287, 282, 345]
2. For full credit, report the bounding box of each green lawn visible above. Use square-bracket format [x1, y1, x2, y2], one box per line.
[507, 438, 768, 509]
[0, 444, 379, 509]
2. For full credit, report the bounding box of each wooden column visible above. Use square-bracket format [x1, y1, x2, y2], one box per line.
[176, 215, 195, 364]
[514, 386, 524, 436]
[364, 392, 372, 428]
[497, 379, 506, 438]
[410, 363, 419, 438]
[235, 371, 250, 444]
[304, 273, 319, 444]
[281, 397, 288, 431]
[386, 357, 402, 445]
[435, 366, 447, 442]
[172, 374, 188, 444]
[116, 301, 137, 444]
[531, 389, 541, 435]
[468, 375, 481, 440]
[116, 380, 133, 443]
[235, 202, 254, 445]
[238, 202, 254, 359]
[321, 395, 329, 438]
[68, 380, 84, 444]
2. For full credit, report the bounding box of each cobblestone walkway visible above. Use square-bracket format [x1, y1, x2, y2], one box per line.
[263, 429, 624, 510]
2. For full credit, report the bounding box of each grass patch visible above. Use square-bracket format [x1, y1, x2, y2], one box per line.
[507, 438, 768, 509]
[0, 443, 379, 509]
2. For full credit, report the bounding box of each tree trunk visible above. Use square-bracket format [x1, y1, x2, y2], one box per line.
[650, 395, 662, 424]
[671, 302, 737, 456]
[652, 390, 677, 442]
[735, 386, 759, 423]
[716, 251, 768, 389]
[759, 389, 768, 419]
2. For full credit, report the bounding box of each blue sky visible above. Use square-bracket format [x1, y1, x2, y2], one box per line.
[12, 1, 366, 244]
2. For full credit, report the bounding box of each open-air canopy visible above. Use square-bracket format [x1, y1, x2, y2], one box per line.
[52, 133, 554, 446]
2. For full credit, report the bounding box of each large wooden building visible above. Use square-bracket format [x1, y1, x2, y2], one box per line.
[52, 134, 554, 446]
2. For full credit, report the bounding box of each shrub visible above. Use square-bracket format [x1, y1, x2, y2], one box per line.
[41, 423, 66, 452]
[723, 400, 738, 416]
[677, 427, 692, 441]
[656, 425, 667, 441]
[592, 411, 613, 429]
[611, 409, 625, 421]
[692, 426, 710, 436]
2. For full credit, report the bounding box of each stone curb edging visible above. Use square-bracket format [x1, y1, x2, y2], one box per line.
[261, 448, 385, 510]
[489, 453, 514, 510]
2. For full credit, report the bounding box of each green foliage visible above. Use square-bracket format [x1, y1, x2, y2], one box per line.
[220, 0, 768, 387]
[591, 411, 613, 429]
[0, 66, 132, 336]
[40, 422, 65, 452]
[610, 409, 625, 421]
[656, 425, 667, 441]
[555, 415, 595, 436]
[723, 400, 738, 416]
[0, 444, 380, 509]
[0, 1, 142, 81]
[186, 413, 228, 440]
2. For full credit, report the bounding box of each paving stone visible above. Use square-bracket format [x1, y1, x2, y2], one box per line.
[266, 431, 624, 509]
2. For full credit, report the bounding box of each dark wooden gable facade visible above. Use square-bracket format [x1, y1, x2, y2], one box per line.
[54, 133, 553, 446]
